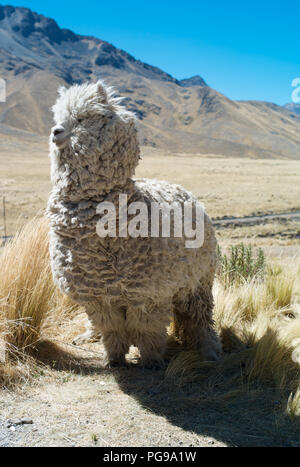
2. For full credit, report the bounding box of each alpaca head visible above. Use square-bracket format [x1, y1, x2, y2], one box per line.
[50, 81, 140, 199]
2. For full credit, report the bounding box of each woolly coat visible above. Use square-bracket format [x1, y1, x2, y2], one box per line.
[47, 81, 217, 325]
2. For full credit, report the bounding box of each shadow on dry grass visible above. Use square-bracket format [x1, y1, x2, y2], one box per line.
[33, 333, 300, 448]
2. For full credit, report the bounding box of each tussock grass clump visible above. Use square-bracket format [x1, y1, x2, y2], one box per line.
[167, 254, 300, 423]
[0, 217, 53, 351]
[267, 274, 295, 310]
[0, 217, 78, 385]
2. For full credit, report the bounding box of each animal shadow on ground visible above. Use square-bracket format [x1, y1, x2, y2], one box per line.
[36, 329, 300, 448]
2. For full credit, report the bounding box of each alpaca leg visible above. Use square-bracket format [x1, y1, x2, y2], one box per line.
[127, 304, 170, 368]
[73, 317, 101, 345]
[137, 332, 167, 368]
[73, 302, 129, 366]
[73, 303, 104, 345]
[102, 329, 130, 367]
[173, 284, 222, 361]
[98, 304, 130, 367]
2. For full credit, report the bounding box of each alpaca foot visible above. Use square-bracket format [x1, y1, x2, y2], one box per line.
[102, 331, 129, 368]
[201, 346, 221, 362]
[72, 329, 101, 346]
[141, 358, 166, 370]
[103, 354, 127, 369]
[199, 329, 222, 362]
[137, 334, 167, 369]
[139, 349, 166, 369]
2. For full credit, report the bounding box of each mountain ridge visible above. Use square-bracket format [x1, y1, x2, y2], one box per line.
[0, 4, 299, 159]
[284, 103, 300, 116]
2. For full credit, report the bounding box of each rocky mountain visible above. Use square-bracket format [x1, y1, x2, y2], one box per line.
[180, 76, 208, 87]
[0, 4, 300, 158]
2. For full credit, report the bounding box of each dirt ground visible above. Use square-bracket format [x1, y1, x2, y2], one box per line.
[0, 343, 227, 447]
[1, 323, 300, 448]
[0, 341, 295, 448]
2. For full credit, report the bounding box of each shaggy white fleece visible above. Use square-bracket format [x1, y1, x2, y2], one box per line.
[47, 81, 221, 367]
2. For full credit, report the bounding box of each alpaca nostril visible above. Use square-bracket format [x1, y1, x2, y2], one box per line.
[52, 125, 68, 147]
[53, 128, 64, 136]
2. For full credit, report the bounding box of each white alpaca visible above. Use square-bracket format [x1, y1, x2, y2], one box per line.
[47, 81, 221, 367]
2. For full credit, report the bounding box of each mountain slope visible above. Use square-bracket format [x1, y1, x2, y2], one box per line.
[0, 4, 300, 158]
[285, 103, 300, 116]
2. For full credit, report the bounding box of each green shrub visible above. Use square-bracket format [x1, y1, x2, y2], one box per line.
[218, 243, 266, 287]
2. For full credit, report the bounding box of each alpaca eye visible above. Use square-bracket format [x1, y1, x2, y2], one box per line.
[78, 118, 83, 123]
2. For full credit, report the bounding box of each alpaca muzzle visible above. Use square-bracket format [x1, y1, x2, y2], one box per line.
[51, 124, 70, 147]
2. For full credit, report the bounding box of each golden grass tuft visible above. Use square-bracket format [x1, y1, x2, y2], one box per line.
[267, 274, 295, 310]
[0, 217, 79, 384]
[0, 217, 53, 350]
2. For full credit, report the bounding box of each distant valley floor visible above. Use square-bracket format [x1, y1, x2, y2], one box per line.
[0, 136, 299, 257]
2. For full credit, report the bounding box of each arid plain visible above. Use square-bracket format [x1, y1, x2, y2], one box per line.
[1, 135, 299, 256]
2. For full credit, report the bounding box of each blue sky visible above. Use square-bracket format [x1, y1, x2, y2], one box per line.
[7, 0, 300, 105]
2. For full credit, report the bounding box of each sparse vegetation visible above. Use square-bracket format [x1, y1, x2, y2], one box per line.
[0, 218, 299, 445]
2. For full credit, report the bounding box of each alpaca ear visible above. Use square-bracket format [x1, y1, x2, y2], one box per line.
[58, 86, 67, 96]
[97, 81, 108, 103]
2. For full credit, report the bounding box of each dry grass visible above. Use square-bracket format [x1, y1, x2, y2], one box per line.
[138, 148, 300, 218]
[0, 218, 53, 349]
[217, 219, 300, 242]
[166, 258, 300, 426]
[0, 217, 299, 445]
[0, 217, 78, 386]
[1, 138, 300, 236]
